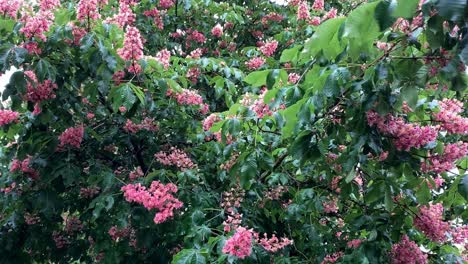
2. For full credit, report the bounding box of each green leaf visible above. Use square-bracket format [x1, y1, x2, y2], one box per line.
[8, 71, 27, 94]
[280, 45, 302, 64]
[436, 0, 467, 21]
[172, 249, 206, 264]
[109, 83, 137, 111]
[301, 18, 346, 61]
[240, 152, 257, 189]
[400, 86, 419, 109]
[458, 175, 468, 201]
[342, 1, 381, 59]
[130, 84, 145, 105]
[244, 70, 271, 87]
[391, 0, 420, 18]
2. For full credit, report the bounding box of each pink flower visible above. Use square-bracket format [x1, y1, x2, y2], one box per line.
[20, 11, 54, 41]
[21, 41, 42, 54]
[113, 71, 125, 85]
[322, 197, 338, 213]
[76, 0, 100, 23]
[119, 106, 127, 113]
[312, 0, 324, 11]
[117, 26, 144, 66]
[0, 0, 22, 19]
[376, 41, 390, 51]
[39, 0, 60, 11]
[421, 142, 468, 174]
[414, 203, 450, 242]
[346, 239, 362, 249]
[58, 125, 84, 149]
[288, 73, 300, 84]
[159, 0, 174, 9]
[309, 16, 321, 26]
[167, 88, 207, 113]
[143, 8, 164, 30]
[321, 251, 344, 264]
[324, 8, 337, 20]
[0, 110, 20, 126]
[104, 2, 135, 28]
[258, 233, 293, 253]
[297, 1, 310, 21]
[259, 40, 278, 57]
[222, 227, 254, 259]
[86, 113, 95, 119]
[379, 151, 389, 161]
[250, 89, 273, 118]
[24, 70, 57, 103]
[211, 24, 223, 38]
[390, 235, 427, 264]
[245, 57, 265, 70]
[433, 98, 468, 135]
[155, 147, 197, 170]
[10, 156, 39, 179]
[367, 110, 437, 151]
[123, 118, 158, 133]
[202, 114, 221, 131]
[121, 181, 183, 224]
[129, 166, 144, 181]
[155, 49, 171, 69]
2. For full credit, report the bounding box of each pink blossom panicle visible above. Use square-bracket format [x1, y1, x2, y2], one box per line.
[312, 0, 324, 11]
[259, 40, 278, 57]
[58, 125, 84, 149]
[258, 233, 293, 253]
[390, 235, 428, 264]
[433, 98, 468, 135]
[76, 0, 100, 23]
[222, 227, 254, 259]
[245, 57, 265, 70]
[121, 181, 183, 224]
[0, 110, 20, 127]
[154, 147, 197, 170]
[414, 203, 450, 242]
[297, 1, 310, 21]
[211, 24, 223, 38]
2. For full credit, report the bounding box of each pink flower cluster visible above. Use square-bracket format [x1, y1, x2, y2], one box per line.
[245, 57, 265, 70]
[421, 142, 467, 174]
[451, 225, 468, 244]
[297, 1, 310, 21]
[211, 24, 223, 38]
[0, 110, 20, 127]
[39, 0, 60, 11]
[223, 211, 242, 233]
[202, 114, 220, 131]
[367, 110, 437, 151]
[79, 187, 100, 198]
[321, 251, 344, 264]
[322, 197, 338, 213]
[312, 0, 324, 11]
[414, 203, 450, 242]
[250, 89, 275, 118]
[64, 216, 83, 234]
[154, 147, 197, 170]
[159, 0, 174, 9]
[288, 73, 300, 84]
[143, 8, 164, 30]
[58, 125, 84, 149]
[105, 2, 135, 28]
[187, 29, 206, 44]
[347, 239, 363, 249]
[10, 156, 39, 179]
[222, 227, 254, 259]
[258, 233, 293, 253]
[129, 166, 144, 181]
[24, 70, 57, 103]
[390, 235, 428, 264]
[71, 24, 87, 45]
[108, 225, 137, 247]
[433, 99, 468, 135]
[186, 67, 201, 84]
[0, 0, 22, 18]
[20, 11, 54, 41]
[219, 153, 239, 172]
[117, 26, 144, 73]
[121, 181, 183, 224]
[259, 40, 278, 57]
[52, 231, 69, 249]
[123, 118, 158, 133]
[24, 212, 40, 225]
[77, 0, 100, 23]
[167, 88, 208, 114]
[155, 49, 171, 69]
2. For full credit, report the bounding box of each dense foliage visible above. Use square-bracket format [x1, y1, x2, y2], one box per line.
[0, 0, 467, 263]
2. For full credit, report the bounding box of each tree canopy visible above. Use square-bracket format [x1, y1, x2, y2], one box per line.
[0, 0, 467, 263]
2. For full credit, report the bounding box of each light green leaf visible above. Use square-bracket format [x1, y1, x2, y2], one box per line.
[301, 18, 346, 61]
[244, 70, 271, 87]
[172, 249, 206, 264]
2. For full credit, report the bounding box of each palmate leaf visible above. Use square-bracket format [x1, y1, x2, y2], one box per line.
[172, 249, 206, 264]
[301, 18, 346, 62]
[109, 83, 137, 111]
